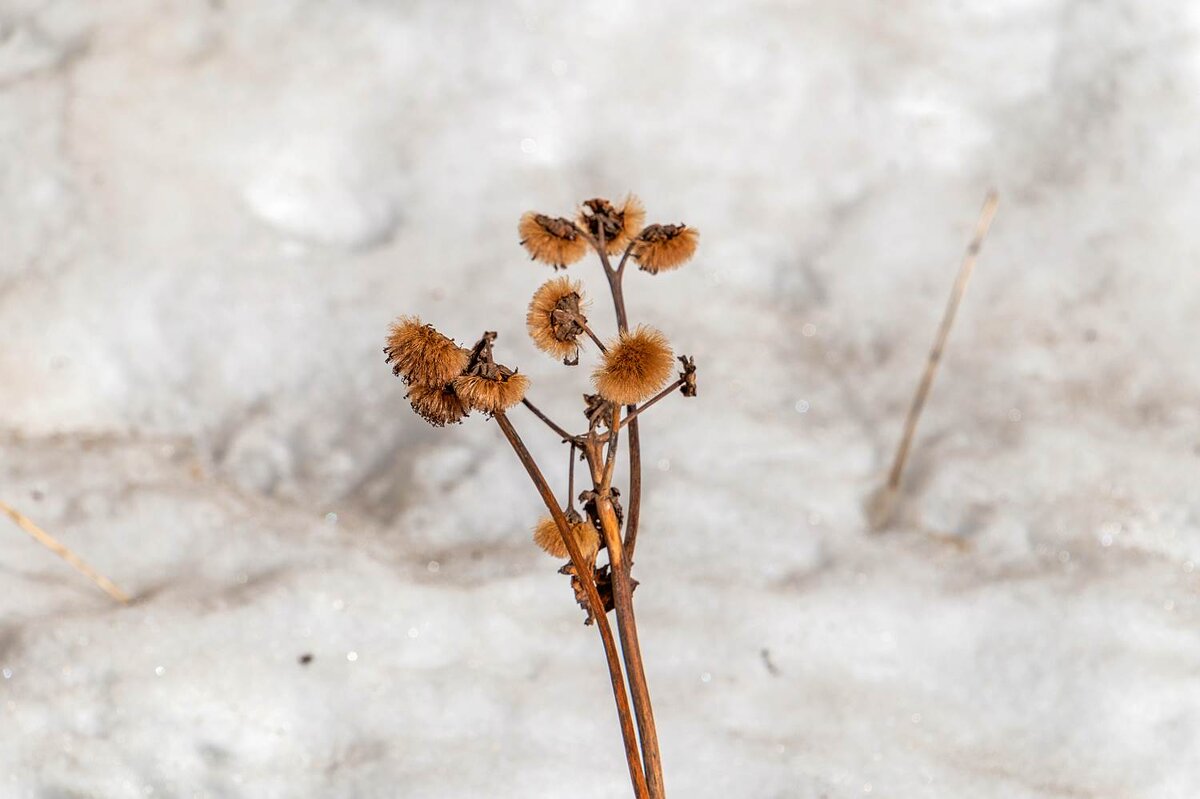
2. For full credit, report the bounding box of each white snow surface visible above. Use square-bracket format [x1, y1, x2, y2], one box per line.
[2, 1, 1200, 797]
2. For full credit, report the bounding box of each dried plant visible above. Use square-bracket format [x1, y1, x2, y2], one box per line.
[869, 191, 999, 530]
[0, 500, 129, 604]
[386, 195, 699, 798]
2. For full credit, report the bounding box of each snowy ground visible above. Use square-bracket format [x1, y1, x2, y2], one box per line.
[3, 1, 1200, 797]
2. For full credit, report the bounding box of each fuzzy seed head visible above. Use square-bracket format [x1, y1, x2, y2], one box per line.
[407, 383, 468, 427]
[579, 195, 645, 255]
[452, 372, 530, 414]
[533, 516, 601, 562]
[593, 325, 674, 405]
[634, 224, 699, 274]
[386, 317, 469, 386]
[518, 212, 588, 268]
[527, 276, 589, 363]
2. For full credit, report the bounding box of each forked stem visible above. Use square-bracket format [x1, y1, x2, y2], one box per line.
[583, 210, 662, 797]
[585, 438, 665, 799]
[492, 412, 649, 799]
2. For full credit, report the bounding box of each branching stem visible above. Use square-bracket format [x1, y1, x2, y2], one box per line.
[493, 412, 649, 799]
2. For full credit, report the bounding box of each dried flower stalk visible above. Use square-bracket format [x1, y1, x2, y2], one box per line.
[386, 193, 698, 798]
[0, 500, 129, 604]
[870, 190, 999, 530]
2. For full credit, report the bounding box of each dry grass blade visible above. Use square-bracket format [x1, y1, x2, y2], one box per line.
[0, 500, 130, 604]
[870, 190, 1000, 531]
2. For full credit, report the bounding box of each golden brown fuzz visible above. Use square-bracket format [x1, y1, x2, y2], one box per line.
[407, 383, 468, 427]
[579, 196, 645, 255]
[518, 212, 588, 268]
[633, 224, 699, 274]
[533, 516, 601, 562]
[453, 372, 530, 414]
[526, 276, 589, 363]
[593, 325, 674, 405]
[386, 317, 469, 386]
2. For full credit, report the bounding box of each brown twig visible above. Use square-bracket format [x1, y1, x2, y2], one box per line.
[582, 227, 665, 798]
[618, 379, 685, 431]
[492, 412, 649, 799]
[871, 190, 1000, 530]
[0, 500, 130, 604]
[521, 398, 576, 443]
[583, 439, 664, 799]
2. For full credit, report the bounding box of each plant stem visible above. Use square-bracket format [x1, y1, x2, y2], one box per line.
[618, 379, 685, 431]
[0, 500, 130, 604]
[492, 412, 649, 799]
[585, 439, 665, 799]
[599, 262, 645, 563]
[520, 398, 575, 443]
[577, 317, 609, 354]
[584, 215, 662, 795]
[875, 190, 999, 529]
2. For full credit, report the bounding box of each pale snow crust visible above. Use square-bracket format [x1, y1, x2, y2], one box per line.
[2, 1, 1199, 797]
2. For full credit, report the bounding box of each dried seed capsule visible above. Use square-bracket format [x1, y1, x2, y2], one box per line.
[407, 383, 468, 427]
[385, 317, 469, 386]
[533, 516, 601, 562]
[578, 195, 645, 255]
[527, 276, 588, 363]
[593, 325, 674, 405]
[633, 223, 699, 274]
[518, 212, 588, 268]
[452, 372, 529, 414]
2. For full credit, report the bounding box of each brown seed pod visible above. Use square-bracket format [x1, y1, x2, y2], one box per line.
[533, 516, 601, 562]
[407, 383, 468, 427]
[518, 212, 588, 268]
[385, 317, 469, 386]
[633, 224, 699, 274]
[593, 325, 674, 405]
[453, 372, 530, 414]
[526, 276, 589, 363]
[579, 195, 645, 255]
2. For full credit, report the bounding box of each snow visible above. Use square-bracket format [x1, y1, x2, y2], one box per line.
[3, 1, 1200, 796]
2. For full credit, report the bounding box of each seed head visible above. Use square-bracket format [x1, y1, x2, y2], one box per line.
[633, 224, 698, 274]
[533, 515, 601, 562]
[385, 317, 469, 386]
[527, 276, 589, 364]
[579, 195, 645, 255]
[518, 212, 588, 268]
[593, 325, 674, 405]
[407, 383, 468, 427]
[453, 372, 529, 414]
[452, 331, 530, 414]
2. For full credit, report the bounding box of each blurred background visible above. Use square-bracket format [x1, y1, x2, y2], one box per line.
[2, 1, 1199, 797]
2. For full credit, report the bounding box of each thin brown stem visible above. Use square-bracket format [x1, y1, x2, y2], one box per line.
[567, 442, 578, 513]
[597, 260, 645, 563]
[492, 413, 649, 799]
[602, 405, 621, 490]
[0, 500, 129, 604]
[520, 398, 575, 443]
[618, 379, 684, 431]
[624, 416, 643, 560]
[873, 190, 1000, 529]
[584, 444, 665, 799]
[578, 318, 609, 354]
[615, 239, 638, 275]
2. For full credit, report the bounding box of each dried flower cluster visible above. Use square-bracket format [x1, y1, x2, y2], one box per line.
[385, 322, 527, 426]
[386, 193, 699, 799]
